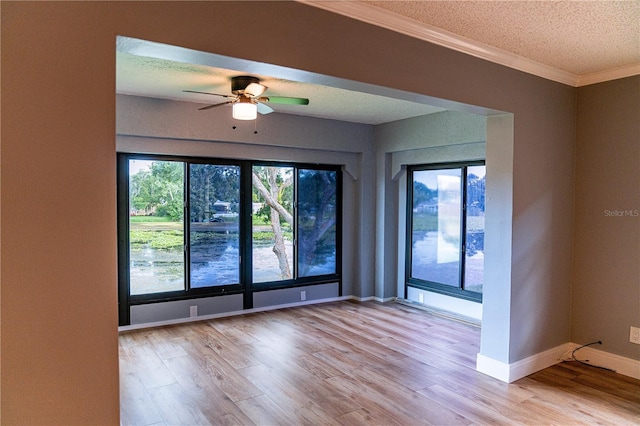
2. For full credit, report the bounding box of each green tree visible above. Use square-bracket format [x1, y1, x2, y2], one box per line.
[413, 180, 435, 206]
[252, 166, 293, 279]
[189, 164, 239, 222]
[130, 161, 184, 221]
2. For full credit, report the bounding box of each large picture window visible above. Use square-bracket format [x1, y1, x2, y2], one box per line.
[118, 154, 341, 325]
[406, 162, 485, 301]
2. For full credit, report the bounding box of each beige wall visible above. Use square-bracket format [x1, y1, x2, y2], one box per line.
[3, 1, 582, 423]
[2, 3, 120, 424]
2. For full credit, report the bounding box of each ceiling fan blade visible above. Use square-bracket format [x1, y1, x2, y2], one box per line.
[183, 90, 235, 99]
[257, 102, 274, 115]
[261, 96, 309, 105]
[198, 101, 233, 111]
[244, 82, 267, 98]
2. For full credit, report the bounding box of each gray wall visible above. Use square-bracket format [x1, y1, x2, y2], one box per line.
[118, 94, 373, 308]
[3, 1, 583, 422]
[118, 100, 493, 325]
[572, 76, 640, 359]
[374, 110, 487, 300]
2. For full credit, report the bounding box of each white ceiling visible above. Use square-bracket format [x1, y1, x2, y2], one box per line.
[116, 1, 640, 125]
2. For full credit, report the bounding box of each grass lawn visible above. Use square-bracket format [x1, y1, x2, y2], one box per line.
[130, 215, 174, 223]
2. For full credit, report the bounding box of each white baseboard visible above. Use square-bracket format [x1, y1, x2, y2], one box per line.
[567, 343, 640, 380]
[476, 353, 511, 382]
[477, 342, 640, 383]
[477, 343, 572, 383]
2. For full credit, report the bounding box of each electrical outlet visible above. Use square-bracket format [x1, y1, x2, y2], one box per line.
[630, 326, 640, 345]
[418, 293, 424, 304]
[300, 290, 306, 301]
[190, 305, 198, 318]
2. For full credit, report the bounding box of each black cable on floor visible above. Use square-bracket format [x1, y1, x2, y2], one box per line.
[570, 340, 616, 372]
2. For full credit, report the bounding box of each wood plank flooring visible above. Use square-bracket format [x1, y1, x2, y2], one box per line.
[119, 301, 640, 425]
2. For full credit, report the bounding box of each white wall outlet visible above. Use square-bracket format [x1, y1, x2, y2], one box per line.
[190, 305, 198, 318]
[300, 290, 306, 301]
[418, 293, 424, 304]
[630, 326, 640, 345]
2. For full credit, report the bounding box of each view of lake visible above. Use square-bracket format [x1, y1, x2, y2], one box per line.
[411, 230, 484, 293]
[130, 230, 334, 295]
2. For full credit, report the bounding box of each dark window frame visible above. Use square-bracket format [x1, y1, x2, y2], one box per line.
[405, 161, 485, 303]
[250, 162, 342, 292]
[117, 153, 342, 325]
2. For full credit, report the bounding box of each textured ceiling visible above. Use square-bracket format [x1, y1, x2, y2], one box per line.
[116, 50, 447, 126]
[362, 0, 639, 76]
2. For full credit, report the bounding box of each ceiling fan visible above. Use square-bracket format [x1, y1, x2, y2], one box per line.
[183, 76, 309, 120]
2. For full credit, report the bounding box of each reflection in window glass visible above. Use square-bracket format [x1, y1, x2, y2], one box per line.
[298, 169, 337, 277]
[189, 164, 240, 288]
[129, 159, 184, 295]
[119, 154, 343, 326]
[464, 165, 485, 293]
[410, 169, 462, 287]
[252, 166, 294, 283]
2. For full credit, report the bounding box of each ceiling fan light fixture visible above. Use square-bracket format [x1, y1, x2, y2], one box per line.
[232, 100, 257, 120]
[184, 75, 309, 120]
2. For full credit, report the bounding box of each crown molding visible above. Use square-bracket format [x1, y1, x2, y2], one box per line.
[300, 1, 639, 87]
[577, 63, 640, 87]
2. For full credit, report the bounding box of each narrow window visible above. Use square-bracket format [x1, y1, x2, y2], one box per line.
[189, 164, 241, 288]
[410, 168, 462, 287]
[297, 168, 338, 278]
[463, 165, 486, 294]
[407, 162, 485, 301]
[252, 165, 295, 283]
[128, 159, 185, 295]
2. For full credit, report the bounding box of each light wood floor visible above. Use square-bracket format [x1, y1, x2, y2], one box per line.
[119, 301, 640, 425]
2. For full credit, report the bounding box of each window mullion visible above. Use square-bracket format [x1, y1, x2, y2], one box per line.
[293, 168, 298, 280]
[459, 166, 468, 291]
[184, 161, 191, 292]
[242, 161, 254, 309]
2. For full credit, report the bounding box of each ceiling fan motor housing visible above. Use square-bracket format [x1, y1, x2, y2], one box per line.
[231, 76, 260, 95]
